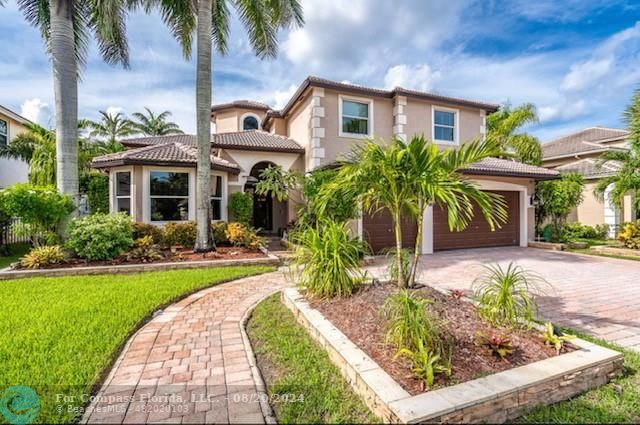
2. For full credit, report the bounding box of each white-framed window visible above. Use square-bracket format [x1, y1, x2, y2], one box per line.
[114, 171, 132, 215]
[211, 175, 224, 221]
[339, 95, 373, 138]
[241, 113, 260, 131]
[432, 107, 458, 144]
[0, 118, 7, 146]
[149, 171, 190, 222]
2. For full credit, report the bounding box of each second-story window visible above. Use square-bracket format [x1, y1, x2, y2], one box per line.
[433, 109, 457, 143]
[0, 119, 7, 146]
[340, 98, 371, 137]
[243, 115, 259, 130]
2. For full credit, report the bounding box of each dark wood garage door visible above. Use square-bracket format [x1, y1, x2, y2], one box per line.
[434, 190, 520, 251]
[363, 209, 418, 254]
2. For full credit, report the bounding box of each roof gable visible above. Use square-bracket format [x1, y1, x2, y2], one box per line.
[542, 127, 629, 159]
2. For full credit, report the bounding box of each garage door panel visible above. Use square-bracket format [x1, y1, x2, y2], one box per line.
[434, 190, 520, 251]
[362, 209, 417, 254]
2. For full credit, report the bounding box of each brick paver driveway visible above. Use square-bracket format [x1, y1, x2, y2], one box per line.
[367, 247, 640, 351]
[84, 271, 287, 424]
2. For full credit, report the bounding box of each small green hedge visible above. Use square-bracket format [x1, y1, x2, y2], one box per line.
[67, 213, 134, 260]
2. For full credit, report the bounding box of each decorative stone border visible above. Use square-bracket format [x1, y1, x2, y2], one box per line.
[591, 245, 640, 259]
[282, 288, 623, 424]
[528, 241, 565, 251]
[0, 255, 281, 281]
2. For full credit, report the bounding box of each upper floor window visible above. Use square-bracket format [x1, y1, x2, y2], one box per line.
[433, 108, 457, 144]
[242, 115, 260, 131]
[340, 97, 372, 137]
[0, 119, 7, 146]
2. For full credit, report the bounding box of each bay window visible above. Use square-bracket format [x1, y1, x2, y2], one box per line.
[211, 175, 223, 220]
[149, 171, 189, 221]
[115, 171, 132, 215]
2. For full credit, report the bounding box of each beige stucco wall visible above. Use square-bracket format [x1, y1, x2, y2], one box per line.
[0, 112, 29, 188]
[270, 118, 287, 136]
[404, 99, 484, 145]
[286, 94, 314, 169]
[213, 108, 267, 134]
[574, 181, 605, 226]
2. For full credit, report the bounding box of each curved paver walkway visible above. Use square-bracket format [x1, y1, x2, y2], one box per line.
[84, 271, 288, 424]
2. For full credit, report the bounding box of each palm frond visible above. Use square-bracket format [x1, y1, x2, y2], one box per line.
[89, 0, 130, 67]
[211, 0, 230, 54]
[234, 0, 278, 59]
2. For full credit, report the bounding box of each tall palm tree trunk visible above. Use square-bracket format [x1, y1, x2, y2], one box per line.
[408, 198, 425, 288]
[50, 0, 79, 212]
[194, 0, 214, 252]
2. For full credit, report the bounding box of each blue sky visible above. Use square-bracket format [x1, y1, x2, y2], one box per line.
[1, 0, 639, 142]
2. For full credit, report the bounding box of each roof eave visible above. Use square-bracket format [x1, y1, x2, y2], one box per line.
[214, 144, 304, 154]
[462, 169, 559, 180]
[92, 159, 240, 174]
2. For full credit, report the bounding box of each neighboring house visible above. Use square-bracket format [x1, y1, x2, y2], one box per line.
[542, 127, 635, 235]
[92, 76, 557, 254]
[0, 105, 31, 189]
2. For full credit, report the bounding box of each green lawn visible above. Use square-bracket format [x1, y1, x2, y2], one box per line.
[0, 242, 30, 269]
[520, 332, 640, 423]
[247, 295, 378, 424]
[0, 266, 274, 424]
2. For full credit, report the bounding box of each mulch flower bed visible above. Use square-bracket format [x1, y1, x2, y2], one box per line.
[310, 283, 575, 395]
[12, 246, 266, 270]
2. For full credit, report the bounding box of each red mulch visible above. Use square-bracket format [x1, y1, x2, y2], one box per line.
[19, 246, 266, 269]
[310, 283, 574, 395]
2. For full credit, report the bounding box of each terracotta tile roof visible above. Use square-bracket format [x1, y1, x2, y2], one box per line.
[120, 131, 304, 153]
[542, 127, 629, 159]
[91, 142, 240, 173]
[463, 157, 559, 179]
[555, 158, 622, 179]
[210, 100, 271, 113]
[267, 76, 500, 125]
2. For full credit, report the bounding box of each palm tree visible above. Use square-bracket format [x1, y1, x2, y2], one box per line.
[11, 0, 131, 210]
[404, 136, 507, 286]
[87, 110, 135, 143]
[129, 107, 184, 136]
[595, 88, 640, 213]
[487, 103, 543, 165]
[155, 0, 303, 251]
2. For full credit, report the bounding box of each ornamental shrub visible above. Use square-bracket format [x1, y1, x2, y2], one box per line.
[560, 222, 611, 242]
[133, 222, 164, 245]
[67, 213, 134, 260]
[163, 221, 196, 247]
[0, 183, 74, 245]
[21, 245, 67, 269]
[228, 192, 253, 226]
[225, 222, 264, 249]
[618, 221, 640, 249]
[85, 172, 109, 214]
[211, 221, 228, 244]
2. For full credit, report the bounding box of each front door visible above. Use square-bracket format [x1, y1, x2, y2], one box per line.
[253, 192, 273, 231]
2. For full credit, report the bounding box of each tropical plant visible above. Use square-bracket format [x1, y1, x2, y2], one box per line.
[211, 221, 228, 244]
[87, 110, 134, 143]
[132, 222, 164, 245]
[299, 167, 358, 226]
[395, 338, 451, 389]
[256, 165, 302, 202]
[561, 222, 609, 242]
[21, 245, 67, 269]
[450, 289, 465, 300]
[486, 102, 543, 165]
[541, 322, 575, 355]
[472, 262, 547, 327]
[535, 172, 585, 241]
[11, 0, 132, 210]
[228, 192, 253, 226]
[224, 222, 263, 248]
[385, 248, 411, 287]
[83, 172, 109, 214]
[129, 108, 184, 136]
[595, 88, 640, 212]
[0, 183, 74, 246]
[292, 220, 366, 298]
[618, 221, 640, 249]
[127, 236, 163, 262]
[163, 221, 197, 247]
[66, 213, 134, 261]
[152, 0, 303, 252]
[475, 332, 513, 359]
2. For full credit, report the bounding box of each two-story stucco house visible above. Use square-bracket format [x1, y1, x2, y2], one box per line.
[92, 76, 557, 254]
[542, 127, 636, 235]
[0, 105, 31, 189]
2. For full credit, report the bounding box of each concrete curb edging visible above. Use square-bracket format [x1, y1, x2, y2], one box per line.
[0, 255, 281, 280]
[282, 287, 624, 424]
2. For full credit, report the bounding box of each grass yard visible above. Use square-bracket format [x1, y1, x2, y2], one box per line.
[519, 332, 640, 423]
[246, 294, 378, 424]
[0, 242, 30, 269]
[0, 265, 274, 424]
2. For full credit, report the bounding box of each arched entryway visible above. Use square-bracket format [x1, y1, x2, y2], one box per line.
[245, 161, 288, 235]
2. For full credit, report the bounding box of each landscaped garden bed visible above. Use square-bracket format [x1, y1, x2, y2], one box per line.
[309, 283, 574, 395]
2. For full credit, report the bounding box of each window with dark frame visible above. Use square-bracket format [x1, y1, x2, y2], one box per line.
[115, 171, 131, 215]
[210, 175, 223, 220]
[341, 99, 370, 135]
[0, 119, 7, 146]
[243, 116, 259, 131]
[149, 171, 189, 221]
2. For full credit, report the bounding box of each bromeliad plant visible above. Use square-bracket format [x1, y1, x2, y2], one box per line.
[292, 220, 367, 298]
[396, 338, 451, 389]
[475, 332, 513, 360]
[472, 262, 548, 328]
[542, 322, 575, 355]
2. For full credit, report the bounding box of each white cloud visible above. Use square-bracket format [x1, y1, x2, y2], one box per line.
[105, 106, 124, 116]
[272, 84, 298, 109]
[538, 99, 586, 122]
[561, 58, 612, 91]
[384, 64, 441, 91]
[20, 98, 51, 126]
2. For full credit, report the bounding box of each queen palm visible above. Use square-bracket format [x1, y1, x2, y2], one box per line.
[595, 88, 640, 213]
[10, 0, 132, 210]
[130, 107, 184, 136]
[487, 103, 543, 166]
[87, 110, 134, 143]
[156, 0, 303, 251]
